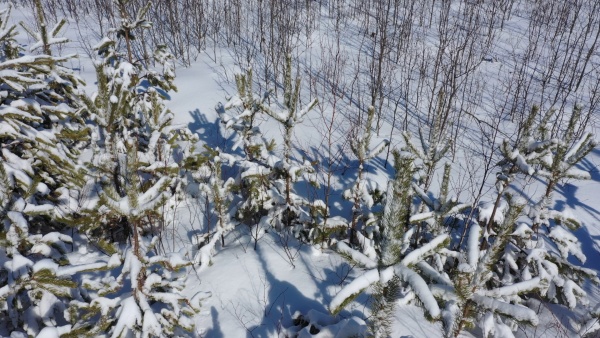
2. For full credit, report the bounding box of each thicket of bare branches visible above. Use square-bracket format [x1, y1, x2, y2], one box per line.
[24, 0, 598, 251]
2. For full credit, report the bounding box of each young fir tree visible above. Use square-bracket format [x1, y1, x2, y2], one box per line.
[259, 55, 318, 230]
[217, 68, 274, 231]
[0, 3, 92, 336]
[192, 146, 236, 269]
[68, 2, 200, 336]
[430, 199, 543, 338]
[343, 106, 389, 244]
[491, 105, 597, 305]
[330, 150, 451, 337]
[78, 0, 198, 245]
[401, 130, 466, 243]
[368, 151, 416, 338]
[371, 152, 467, 338]
[217, 64, 321, 246]
[433, 105, 597, 337]
[403, 127, 452, 193]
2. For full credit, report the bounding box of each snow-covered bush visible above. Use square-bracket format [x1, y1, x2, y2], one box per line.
[259, 55, 319, 232]
[330, 150, 450, 336]
[0, 3, 92, 335]
[330, 104, 599, 336]
[69, 237, 199, 337]
[217, 63, 322, 246]
[216, 68, 275, 233]
[430, 105, 598, 337]
[402, 127, 452, 193]
[77, 0, 194, 249]
[452, 105, 599, 336]
[192, 146, 236, 268]
[65, 2, 201, 336]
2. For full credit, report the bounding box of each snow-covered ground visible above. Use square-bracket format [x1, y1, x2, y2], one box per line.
[5, 1, 600, 337]
[166, 46, 600, 336]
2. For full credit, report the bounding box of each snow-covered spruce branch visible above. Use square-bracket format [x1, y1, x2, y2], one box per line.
[329, 233, 448, 316]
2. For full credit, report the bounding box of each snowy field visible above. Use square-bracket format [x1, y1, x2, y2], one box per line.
[3, 0, 600, 337]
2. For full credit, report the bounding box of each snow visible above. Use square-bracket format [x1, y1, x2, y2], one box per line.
[549, 226, 586, 263]
[320, 216, 348, 228]
[286, 310, 368, 338]
[186, 230, 395, 336]
[335, 241, 376, 269]
[240, 163, 271, 178]
[416, 261, 452, 286]
[478, 199, 508, 225]
[107, 253, 121, 268]
[194, 231, 220, 270]
[2, 2, 600, 338]
[142, 310, 162, 338]
[511, 223, 532, 238]
[110, 298, 142, 338]
[410, 211, 434, 223]
[471, 294, 538, 326]
[565, 167, 592, 180]
[563, 280, 587, 309]
[56, 262, 111, 276]
[36, 325, 71, 338]
[23, 203, 54, 214]
[512, 149, 535, 176]
[330, 268, 379, 314]
[467, 223, 481, 268]
[401, 234, 448, 266]
[90, 297, 120, 317]
[32, 259, 58, 274]
[565, 133, 593, 160]
[4, 254, 33, 279]
[479, 278, 543, 298]
[394, 264, 441, 319]
[7, 211, 27, 231]
[366, 139, 390, 160]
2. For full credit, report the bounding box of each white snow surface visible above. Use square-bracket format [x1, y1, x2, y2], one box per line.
[5, 2, 600, 338]
[161, 40, 600, 338]
[189, 230, 445, 337]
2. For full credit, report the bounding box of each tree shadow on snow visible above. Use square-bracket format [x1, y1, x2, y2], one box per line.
[246, 242, 329, 338]
[554, 183, 600, 218]
[204, 306, 224, 338]
[556, 150, 600, 220]
[187, 108, 237, 153]
[572, 225, 600, 271]
[551, 152, 600, 271]
[301, 143, 394, 220]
